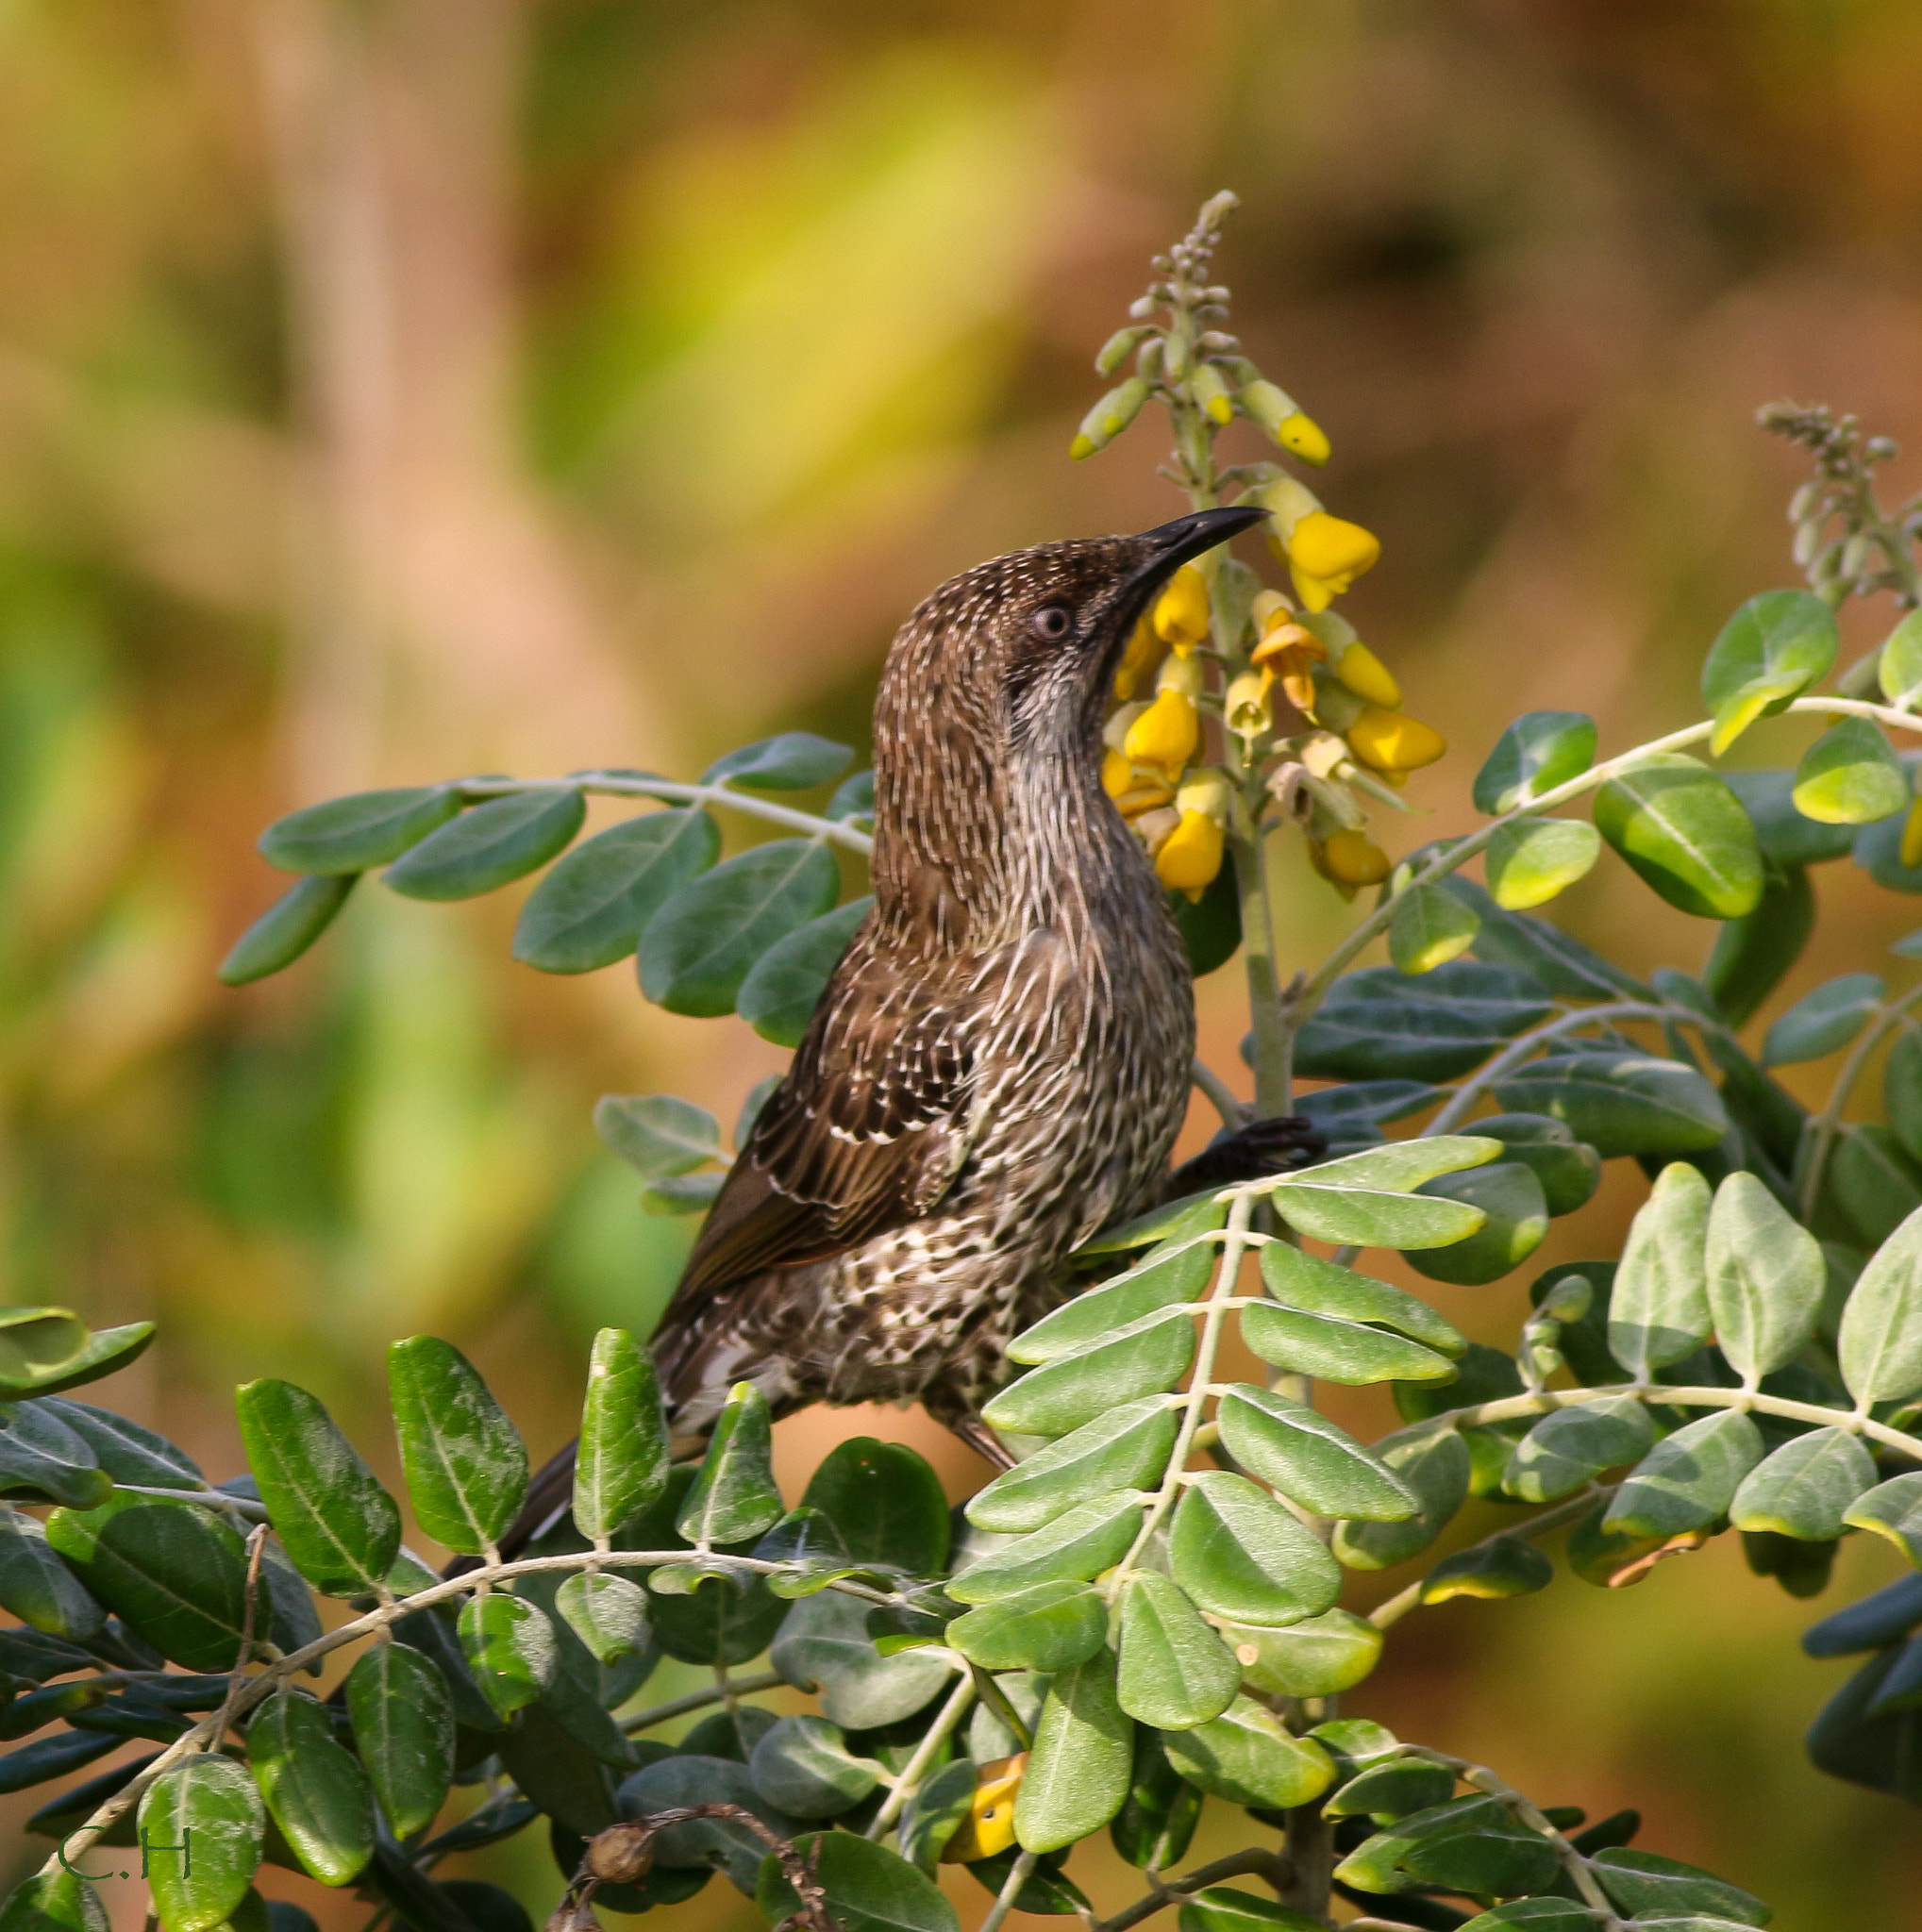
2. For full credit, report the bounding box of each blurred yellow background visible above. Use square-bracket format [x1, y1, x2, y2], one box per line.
[5, 0, 1922, 1924]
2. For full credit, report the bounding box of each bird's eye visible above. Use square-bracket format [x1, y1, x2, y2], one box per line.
[1029, 603, 1072, 641]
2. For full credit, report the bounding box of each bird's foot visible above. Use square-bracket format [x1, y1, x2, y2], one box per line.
[1166, 1112, 1328, 1195]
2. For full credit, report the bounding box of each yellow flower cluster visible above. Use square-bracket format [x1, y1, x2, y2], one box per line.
[1103, 564, 1232, 900]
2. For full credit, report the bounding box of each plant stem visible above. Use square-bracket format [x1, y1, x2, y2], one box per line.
[1191, 1056, 1248, 1129]
[865, 1672, 976, 1840]
[1093, 1847, 1293, 1932]
[1797, 981, 1922, 1220]
[978, 1851, 1038, 1932]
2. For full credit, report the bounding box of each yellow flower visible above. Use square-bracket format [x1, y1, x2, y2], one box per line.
[1286, 512, 1381, 611]
[1131, 805, 1181, 854]
[1225, 669, 1274, 750]
[1318, 828, 1392, 887]
[1152, 564, 1212, 650]
[1250, 589, 1295, 633]
[1155, 809, 1226, 897]
[1251, 622, 1324, 714]
[1345, 706, 1446, 774]
[1331, 640, 1401, 709]
[1111, 615, 1165, 701]
[942, 1756, 1026, 1863]
[1277, 409, 1330, 466]
[1176, 770, 1231, 822]
[1904, 797, 1922, 870]
[1101, 748, 1135, 799]
[1124, 687, 1200, 776]
[1103, 702, 1147, 753]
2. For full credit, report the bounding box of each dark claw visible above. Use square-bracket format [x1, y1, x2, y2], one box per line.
[1166, 1113, 1329, 1195]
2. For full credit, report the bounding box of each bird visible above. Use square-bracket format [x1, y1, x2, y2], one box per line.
[491, 507, 1324, 1558]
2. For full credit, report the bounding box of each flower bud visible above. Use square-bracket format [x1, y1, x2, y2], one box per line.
[1191, 360, 1234, 425]
[1789, 481, 1821, 522]
[1155, 651, 1205, 700]
[1225, 669, 1274, 749]
[1152, 564, 1212, 649]
[1286, 511, 1381, 611]
[1095, 325, 1153, 376]
[1177, 769, 1231, 823]
[1250, 589, 1295, 634]
[1331, 639, 1401, 708]
[1071, 376, 1151, 459]
[1903, 797, 1922, 871]
[1237, 377, 1304, 441]
[1255, 478, 1324, 569]
[1124, 686, 1201, 773]
[1155, 808, 1227, 898]
[1320, 827, 1392, 885]
[1277, 410, 1331, 466]
[1346, 705, 1446, 774]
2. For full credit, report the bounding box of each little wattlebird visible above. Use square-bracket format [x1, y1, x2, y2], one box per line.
[487, 506, 1325, 1561]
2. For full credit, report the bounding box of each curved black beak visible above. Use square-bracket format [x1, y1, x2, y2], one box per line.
[1117, 504, 1270, 612]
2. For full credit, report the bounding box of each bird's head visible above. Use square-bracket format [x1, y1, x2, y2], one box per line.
[871, 506, 1266, 932]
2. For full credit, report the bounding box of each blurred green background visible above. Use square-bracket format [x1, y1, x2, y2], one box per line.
[5, 0, 1922, 1924]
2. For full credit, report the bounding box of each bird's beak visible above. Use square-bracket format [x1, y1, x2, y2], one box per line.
[1116, 505, 1270, 616]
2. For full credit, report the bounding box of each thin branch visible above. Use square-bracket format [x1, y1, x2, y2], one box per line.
[455, 772, 874, 857]
[1798, 981, 1922, 1220]
[866, 1671, 975, 1840]
[619, 1667, 785, 1736]
[119, 1484, 261, 1520]
[1191, 1057, 1248, 1130]
[978, 1850, 1039, 1932]
[1093, 1848, 1293, 1932]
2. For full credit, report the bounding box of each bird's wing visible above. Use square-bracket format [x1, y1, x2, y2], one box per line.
[673, 932, 976, 1299]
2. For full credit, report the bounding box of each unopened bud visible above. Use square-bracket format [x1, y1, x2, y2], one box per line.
[1162, 323, 1194, 382]
[1071, 377, 1150, 460]
[1191, 360, 1234, 425]
[1152, 565, 1212, 649]
[1155, 650, 1205, 700]
[1250, 589, 1295, 633]
[1176, 770, 1231, 822]
[1320, 828, 1392, 886]
[1095, 325, 1154, 376]
[1330, 639, 1401, 708]
[1128, 295, 1157, 320]
[1792, 522, 1822, 567]
[1237, 378, 1303, 442]
[1125, 686, 1201, 773]
[1346, 706, 1446, 774]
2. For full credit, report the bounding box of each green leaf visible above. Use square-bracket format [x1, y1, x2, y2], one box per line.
[1592, 1847, 1768, 1925]
[1403, 1162, 1548, 1286]
[1729, 1426, 1877, 1540]
[1159, 1695, 1336, 1809]
[0, 1730, 118, 1793]
[1803, 1573, 1922, 1656]
[1504, 1396, 1654, 1502]
[1171, 863, 1242, 976]
[1723, 767, 1857, 867]
[1609, 1162, 1713, 1377]
[219, 874, 357, 985]
[1266, 1182, 1485, 1251]
[1700, 588, 1838, 752]
[1886, 1028, 1922, 1167]
[756, 1831, 957, 1932]
[457, 1592, 558, 1720]
[1604, 1409, 1766, 1539]
[0, 1404, 109, 1509]
[677, 1383, 782, 1545]
[965, 1400, 1178, 1534]
[1844, 1473, 1922, 1564]
[1595, 754, 1764, 917]
[1111, 1730, 1202, 1871]
[139, 1754, 264, 1932]
[769, 1588, 953, 1729]
[1331, 1426, 1472, 1571]
[1492, 1050, 1729, 1158]
[246, 1689, 375, 1886]
[736, 897, 870, 1046]
[1239, 1302, 1458, 1386]
[1333, 1793, 1509, 1891]
[1114, 1573, 1239, 1729]
[1484, 815, 1601, 910]
[234, 1379, 401, 1597]
[0, 1872, 109, 1932]
[344, 1640, 454, 1840]
[1177, 1888, 1324, 1932]
[1447, 878, 1647, 1001]
[1295, 962, 1551, 1083]
[1705, 864, 1816, 1028]
[1260, 1247, 1462, 1359]
[1854, 807, 1922, 892]
[1417, 1534, 1553, 1604]
[704, 733, 854, 791]
[592, 1093, 721, 1177]
[902, 1757, 977, 1874]
[259, 787, 460, 874]
[384, 790, 584, 900]
[555, 1570, 651, 1664]
[512, 808, 721, 973]
[574, 1328, 670, 1541]
[1471, 1113, 1601, 1217]
[1829, 1124, 1922, 1245]
[0, 1308, 158, 1403]
[1215, 1385, 1417, 1521]
[387, 1339, 527, 1558]
[798, 1438, 948, 1573]
[1457, 1903, 1595, 1931]
[639, 839, 841, 1016]
[1169, 1471, 1342, 1626]
[747, 1715, 881, 1819]
[981, 1309, 1195, 1437]
[946, 1580, 1109, 1673]
[1223, 1607, 1383, 1697]
[0, 1505, 102, 1639]
[1473, 711, 1597, 814]
[947, 1491, 1145, 1604]
[1389, 884, 1479, 974]
[1705, 1171, 1825, 1382]
[1793, 718, 1908, 824]
[39, 1399, 201, 1488]
[1295, 1079, 1443, 1138]
[1011, 1238, 1216, 1364]
[1325, 1759, 1457, 1820]
[1076, 1191, 1228, 1257]
[626, 1752, 792, 1890]
[1011, 1647, 1131, 1853]
[1836, 1205, 1922, 1406]
[1290, 1133, 1502, 1194]
[1879, 609, 1922, 708]
[1763, 971, 1885, 1066]
[1402, 1826, 1561, 1897]
[44, 1495, 259, 1671]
